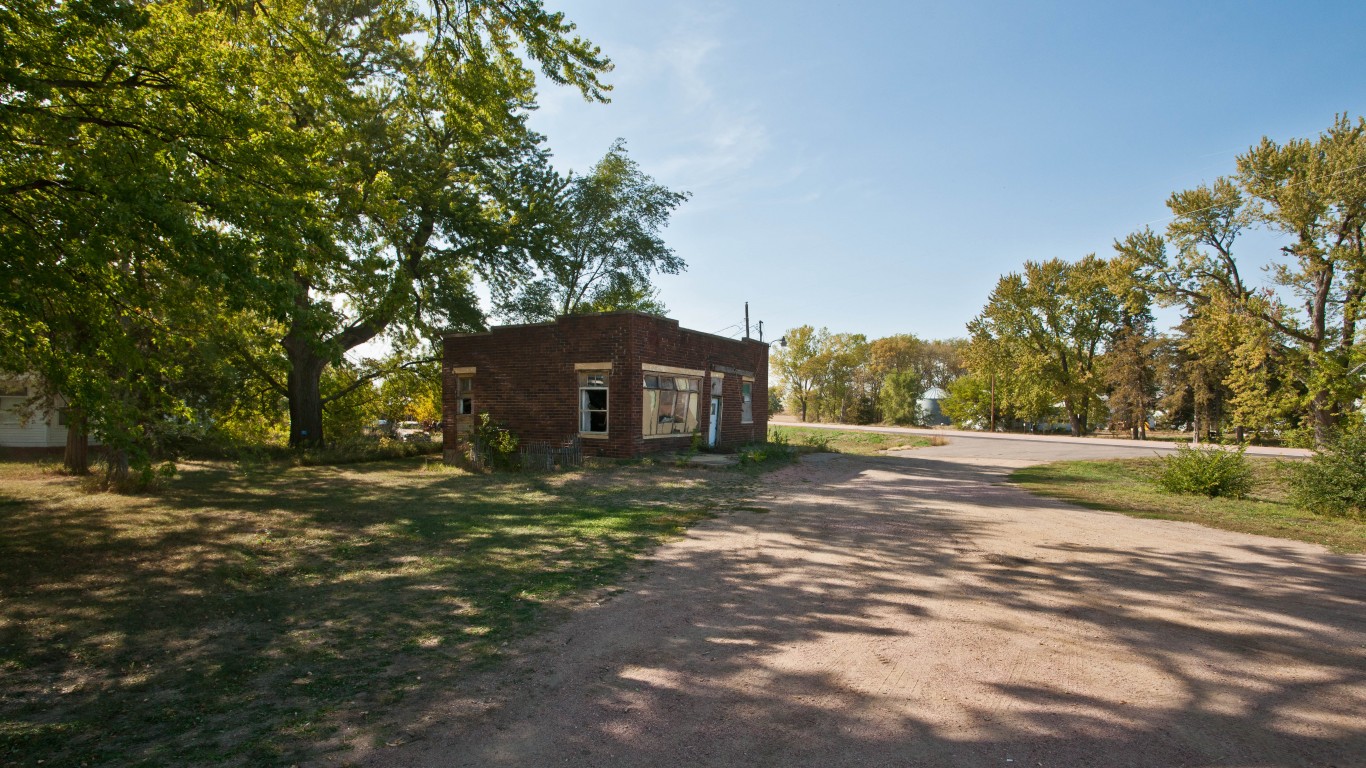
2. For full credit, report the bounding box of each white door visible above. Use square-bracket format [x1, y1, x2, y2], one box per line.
[708, 396, 721, 447]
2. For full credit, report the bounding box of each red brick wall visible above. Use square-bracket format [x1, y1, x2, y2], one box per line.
[442, 312, 769, 459]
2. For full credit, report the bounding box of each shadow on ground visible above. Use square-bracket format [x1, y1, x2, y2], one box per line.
[385, 452, 1366, 768]
[0, 459, 740, 767]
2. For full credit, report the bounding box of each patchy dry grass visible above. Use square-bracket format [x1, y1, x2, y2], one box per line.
[0, 457, 753, 767]
[769, 426, 933, 455]
[1011, 457, 1366, 554]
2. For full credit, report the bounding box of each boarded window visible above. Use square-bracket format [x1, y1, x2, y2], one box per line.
[642, 374, 700, 436]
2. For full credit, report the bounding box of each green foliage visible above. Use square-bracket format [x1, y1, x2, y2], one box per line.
[968, 255, 1121, 436]
[736, 437, 796, 467]
[471, 413, 520, 471]
[799, 431, 833, 451]
[941, 373, 992, 428]
[494, 139, 689, 322]
[767, 427, 791, 449]
[1156, 444, 1253, 498]
[774, 325, 822, 421]
[319, 364, 380, 443]
[374, 358, 442, 424]
[1289, 428, 1366, 519]
[1119, 115, 1366, 446]
[767, 385, 785, 414]
[880, 369, 923, 425]
[0, 0, 618, 457]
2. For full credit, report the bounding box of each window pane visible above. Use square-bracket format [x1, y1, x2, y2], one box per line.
[589, 411, 607, 432]
[675, 377, 689, 391]
[660, 377, 675, 390]
[685, 393, 700, 432]
[584, 389, 607, 410]
[644, 375, 659, 389]
[641, 390, 656, 434]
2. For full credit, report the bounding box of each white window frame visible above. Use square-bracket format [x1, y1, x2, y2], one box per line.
[579, 371, 609, 435]
[741, 379, 754, 424]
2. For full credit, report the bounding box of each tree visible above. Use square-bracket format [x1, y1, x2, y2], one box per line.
[865, 334, 967, 423]
[1123, 116, 1366, 445]
[880, 370, 922, 425]
[772, 325, 823, 422]
[375, 357, 443, 424]
[1102, 257, 1159, 439]
[810, 332, 869, 423]
[1237, 115, 1365, 444]
[968, 256, 1121, 436]
[231, 0, 614, 448]
[494, 139, 689, 322]
[0, 1, 314, 479]
[767, 385, 785, 414]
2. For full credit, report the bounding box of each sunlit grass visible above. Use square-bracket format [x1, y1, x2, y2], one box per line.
[770, 425, 933, 455]
[1011, 458, 1365, 554]
[0, 457, 751, 767]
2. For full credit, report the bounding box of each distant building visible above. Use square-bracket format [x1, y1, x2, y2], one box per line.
[0, 374, 88, 455]
[918, 386, 951, 426]
[441, 312, 770, 460]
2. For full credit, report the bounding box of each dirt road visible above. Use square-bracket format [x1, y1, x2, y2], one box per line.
[368, 440, 1366, 767]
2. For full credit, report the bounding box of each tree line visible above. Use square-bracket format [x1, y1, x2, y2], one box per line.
[772, 117, 1363, 446]
[771, 328, 966, 425]
[952, 115, 1364, 445]
[1, 1, 685, 482]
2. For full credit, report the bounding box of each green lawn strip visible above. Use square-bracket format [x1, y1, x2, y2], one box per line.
[770, 425, 932, 455]
[0, 458, 745, 767]
[1010, 457, 1365, 554]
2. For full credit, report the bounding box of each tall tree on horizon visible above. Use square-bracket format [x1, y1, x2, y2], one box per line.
[493, 138, 689, 323]
[968, 255, 1122, 436]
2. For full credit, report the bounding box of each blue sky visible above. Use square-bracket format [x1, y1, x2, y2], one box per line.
[523, 0, 1366, 342]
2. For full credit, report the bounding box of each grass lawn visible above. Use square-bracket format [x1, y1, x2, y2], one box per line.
[0, 456, 753, 767]
[769, 425, 934, 455]
[1011, 457, 1365, 554]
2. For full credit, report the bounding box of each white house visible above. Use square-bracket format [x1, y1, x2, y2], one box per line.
[0, 375, 79, 450]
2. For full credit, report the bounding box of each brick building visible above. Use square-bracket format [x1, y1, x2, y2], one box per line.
[442, 312, 769, 460]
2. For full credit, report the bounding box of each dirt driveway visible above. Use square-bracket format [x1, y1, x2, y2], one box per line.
[368, 439, 1366, 767]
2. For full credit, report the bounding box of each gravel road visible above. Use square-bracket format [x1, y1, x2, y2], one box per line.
[365, 438, 1366, 768]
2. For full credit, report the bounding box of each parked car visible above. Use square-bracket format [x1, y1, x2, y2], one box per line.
[395, 421, 429, 442]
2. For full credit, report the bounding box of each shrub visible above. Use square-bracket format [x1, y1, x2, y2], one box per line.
[738, 434, 796, 466]
[1289, 428, 1366, 519]
[1156, 444, 1253, 498]
[470, 413, 520, 471]
[797, 431, 832, 452]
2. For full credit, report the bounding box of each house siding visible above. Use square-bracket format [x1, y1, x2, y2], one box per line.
[442, 312, 769, 460]
[0, 393, 68, 450]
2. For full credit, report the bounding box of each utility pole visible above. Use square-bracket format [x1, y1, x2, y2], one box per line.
[757, 320, 764, 342]
[744, 302, 750, 339]
[989, 372, 996, 432]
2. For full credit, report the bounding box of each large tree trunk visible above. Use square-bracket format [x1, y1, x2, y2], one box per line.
[1309, 390, 1338, 448]
[63, 407, 89, 474]
[285, 346, 327, 448]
